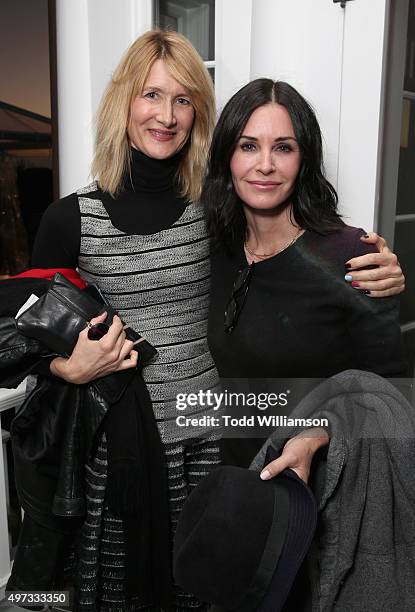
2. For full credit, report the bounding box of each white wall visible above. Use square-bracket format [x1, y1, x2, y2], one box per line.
[215, 0, 253, 113]
[55, 0, 93, 196]
[55, 0, 153, 196]
[216, 0, 390, 230]
[249, 0, 344, 198]
[87, 0, 152, 118]
[337, 0, 390, 230]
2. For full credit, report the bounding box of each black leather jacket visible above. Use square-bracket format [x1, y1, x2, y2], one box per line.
[1, 277, 158, 594]
[0, 312, 132, 533]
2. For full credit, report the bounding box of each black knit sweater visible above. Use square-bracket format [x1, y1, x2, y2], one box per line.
[208, 226, 407, 466]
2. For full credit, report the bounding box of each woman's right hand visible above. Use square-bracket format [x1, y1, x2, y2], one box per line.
[260, 427, 329, 484]
[49, 313, 138, 384]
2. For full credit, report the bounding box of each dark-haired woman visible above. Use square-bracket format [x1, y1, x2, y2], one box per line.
[204, 78, 407, 473]
[203, 78, 408, 611]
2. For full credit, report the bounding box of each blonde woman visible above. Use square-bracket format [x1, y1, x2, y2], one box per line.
[15, 30, 220, 612]
[13, 29, 403, 612]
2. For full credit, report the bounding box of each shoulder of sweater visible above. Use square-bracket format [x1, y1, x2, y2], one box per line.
[306, 225, 378, 260]
[31, 192, 81, 268]
[42, 180, 107, 224]
[41, 192, 80, 226]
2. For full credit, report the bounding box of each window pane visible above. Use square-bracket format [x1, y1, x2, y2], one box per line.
[394, 220, 415, 324]
[396, 98, 415, 214]
[155, 0, 215, 61]
[404, 0, 415, 92]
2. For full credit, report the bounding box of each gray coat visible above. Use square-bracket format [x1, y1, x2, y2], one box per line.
[250, 370, 415, 612]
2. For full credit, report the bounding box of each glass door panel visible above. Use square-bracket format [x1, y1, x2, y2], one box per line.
[154, 0, 215, 62]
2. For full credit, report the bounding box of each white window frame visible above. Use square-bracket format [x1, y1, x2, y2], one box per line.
[337, 0, 391, 232]
[214, 0, 253, 112]
[153, 1, 216, 75]
[378, 0, 410, 246]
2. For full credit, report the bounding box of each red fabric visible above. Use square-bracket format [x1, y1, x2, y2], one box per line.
[10, 268, 87, 289]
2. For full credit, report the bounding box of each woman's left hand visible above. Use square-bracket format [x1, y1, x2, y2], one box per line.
[260, 428, 329, 484]
[345, 232, 405, 297]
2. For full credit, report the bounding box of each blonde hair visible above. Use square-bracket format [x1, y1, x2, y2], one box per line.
[91, 29, 216, 202]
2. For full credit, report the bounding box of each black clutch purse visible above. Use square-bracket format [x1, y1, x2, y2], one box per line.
[15, 272, 157, 365]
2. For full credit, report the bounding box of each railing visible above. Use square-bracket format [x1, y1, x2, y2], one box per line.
[0, 381, 26, 588]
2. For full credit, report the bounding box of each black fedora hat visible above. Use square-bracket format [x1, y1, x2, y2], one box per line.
[173, 446, 317, 611]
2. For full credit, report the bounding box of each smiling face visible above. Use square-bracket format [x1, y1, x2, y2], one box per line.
[230, 103, 302, 212]
[128, 59, 195, 159]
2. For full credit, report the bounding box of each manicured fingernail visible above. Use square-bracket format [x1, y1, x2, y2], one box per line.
[260, 470, 271, 481]
[344, 274, 353, 282]
[351, 281, 360, 287]
[363, 290, 371, 295]
[345, 263, 352, 269]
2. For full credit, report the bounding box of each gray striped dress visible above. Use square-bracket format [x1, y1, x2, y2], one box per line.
[73, 183, 221, 611]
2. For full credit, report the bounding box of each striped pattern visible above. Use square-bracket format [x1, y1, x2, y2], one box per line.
[77, 184, 221, 442]
[72, 185, 221, 610]
[75, 435, 220, 611]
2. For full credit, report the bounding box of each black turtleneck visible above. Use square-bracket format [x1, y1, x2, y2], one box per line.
[31, 148, 188, 268]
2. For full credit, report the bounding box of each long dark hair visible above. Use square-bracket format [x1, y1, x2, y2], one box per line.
[202, 79, 344, 247]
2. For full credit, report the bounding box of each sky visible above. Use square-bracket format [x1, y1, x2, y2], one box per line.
[0, 0, 51, 118]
